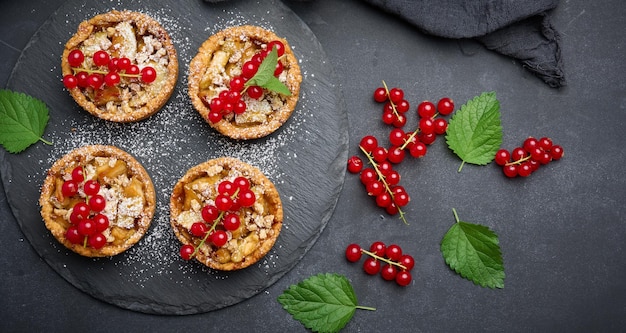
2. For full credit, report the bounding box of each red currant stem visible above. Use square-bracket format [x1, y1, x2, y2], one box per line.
[360, 249, 407, 270]
[82, 236, 88, 248]
[359, 145, 409, 225]
[505, 155, 532, 166]
[70, 66, 142, 79]
[381, 80, 400, 117]
[399, 127, 420, 150]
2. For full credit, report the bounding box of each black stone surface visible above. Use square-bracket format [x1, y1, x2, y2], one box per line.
[2, 0, 625, 332]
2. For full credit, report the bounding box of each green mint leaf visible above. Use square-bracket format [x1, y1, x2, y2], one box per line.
[440, 209, 505, 289]
[0, 89, 52, 153]
[278, 273, 375, 333]
[445, 91, 502, 172]
[244, 47, 292, 96]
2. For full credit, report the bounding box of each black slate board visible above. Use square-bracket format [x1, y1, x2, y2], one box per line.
[1, 0, 347, 315]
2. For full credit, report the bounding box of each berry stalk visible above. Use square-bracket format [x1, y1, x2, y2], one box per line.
[360, 248, 407, 270]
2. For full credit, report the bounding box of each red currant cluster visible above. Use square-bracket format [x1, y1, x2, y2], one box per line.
[347, 82, 456, 222]
[179, 177, 257, 260]
[62, 49, 157, 90]
[345, 241, 415, 286]
[62, 166, 109, 249]
[204, 41, 286, 123]
[495, 136, 564, 177]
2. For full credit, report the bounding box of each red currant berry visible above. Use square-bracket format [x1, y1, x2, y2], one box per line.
[494, 149, 511, 166]
[180, 244, 195, 260]
[518, 162, 533, 177]
[63, 75, 78, 89]
[376, 192, 392, 208]
[395, 270, 412, 286]
[419, 118, 435, 134]
[529, 147, 545, 162]
[363, 257, 381, 275]
[202, 205, 219, 223]
[393, 191, 410, 207]
[387, 146, 405, 164]
[377, 161, 393, 176]
[126, 64, 140, 75]
[61, 180, 79, 197]
[78, 219, 96, 236]
[218, 180, 236, 196]
[83, 180, 100, 196]
[417, 101, 436, 118]
[396, 99, 410, 113]
[274, 61, 284, 76]
[230, 76, 246, 91]
[88, 233, 107, 249]
[389, 128, 406, 147]
[88, 194, 106, 212]
[399, 254, 415, 271]
[242, 61, 259, 79]
[538, 137, 553, 151]
[539, 151, 552, 165]
[359, 168, 377, 184]
[233, 176, 250, 190]
[345, 243, 362, 262]
[67, 49, 84, 67]
[437, 97, 455, 115]
[71, 166, 85, 182]
[215, 194, 233, 211]
[372, 146, 388, 163]
[392, 113, 407, 128]
[365, 180, 385, 196]
[388, 87, 404, 104]
[247, 85, 263, 99]
[381, 111, 395, 125]
[223, 213, 241, 231]
[66, 226, 83, 244]
[141, 66, 157, 83]
[190, 222, 208, 237]
[359, 135, 378, 153]
[523, 137, 539, 153]
[87, 73, 104, 89]
[433, 118, 448, 135]
[108, 57, 119, 72]
[381, 264, 398, 281]
[373, 87, 387, 102]
[238, 189, 256, 207]
[511, 147, 527, 161]
[93, 213, 109, 232]
[267, 40, 285, 56]
[551, 145, 564, 160]
[208, 111, 222, 123]
[117, 57, 131, 71]
[76, 71, 89, 88]
[419, 132, 436, 145]
[385, 244, 403, 261]
[72, 202, 90, 220]
[209, 97, 224, 113]
[385, 202, 399, 215]
[503, 164, 518, 178]
[93, 50, 110, 67]
[409, 141, 427, 158]
[210, 230, 228, 247]
[347, 156, 363, 173]
[104, 72, 121, 86]
[369, 241, 386, 257]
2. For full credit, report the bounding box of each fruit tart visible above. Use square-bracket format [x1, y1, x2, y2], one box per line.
[170, 157, 283, 271]
[61, 10, 179, 122]
[188, 25, 302, 140]
[39, 145, 156, 257]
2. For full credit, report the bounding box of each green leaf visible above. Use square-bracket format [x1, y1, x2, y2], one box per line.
[0, 89, 52, 153]
[277, 273, 375, 333]
[445, 91, 502, 172]
[440, 209, 505, 289]
[244, 47, 292, 96]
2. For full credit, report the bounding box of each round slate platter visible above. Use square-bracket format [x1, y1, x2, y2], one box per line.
[1, 0, 347, 315]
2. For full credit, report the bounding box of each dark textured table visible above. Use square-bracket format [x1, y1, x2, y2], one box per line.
[2, 0, 625, 332]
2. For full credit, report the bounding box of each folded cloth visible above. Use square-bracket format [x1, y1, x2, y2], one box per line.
[204, 0, 565, 87]
[361, 0, 565, 87]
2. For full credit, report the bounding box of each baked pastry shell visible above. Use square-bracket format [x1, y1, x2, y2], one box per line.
[188, 25, 302, 140]
[170, 157, 283, 271]
[39, 145, 156, 257]
[61, 10, 179, 122]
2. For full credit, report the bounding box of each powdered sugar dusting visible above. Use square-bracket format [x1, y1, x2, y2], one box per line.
[45, 3, 317, 286]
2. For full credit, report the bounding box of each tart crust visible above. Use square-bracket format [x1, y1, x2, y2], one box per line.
[188, 25, 302, 140]
[170, 157, 283, 271]
[61, 10, 179, 122]
[39, 145, 156, 257]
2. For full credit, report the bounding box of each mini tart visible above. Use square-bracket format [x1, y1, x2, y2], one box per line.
[170, 157, 283, 271]
[39, 145, 156, 257]
[61, 10, 179, 122]
[188, 25, 302, 140]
